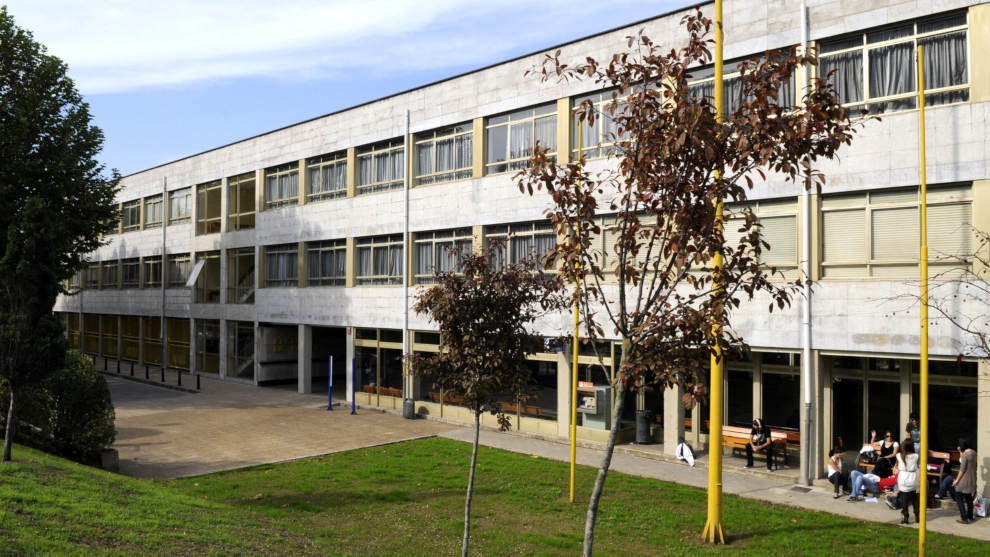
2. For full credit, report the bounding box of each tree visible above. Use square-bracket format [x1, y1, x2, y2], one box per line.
[411, 245, 566, 557]
[518, 10, 861, 554]
[0, 7, 120, 461]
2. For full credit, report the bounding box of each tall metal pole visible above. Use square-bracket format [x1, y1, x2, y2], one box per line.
[702, 0, 726, 544]
[916, 44, 929, 557]
[799, 0, 814, 489]
[161, 177, 167, 378]
[403, 109, 411, 409]
[569, 123, 584, 503]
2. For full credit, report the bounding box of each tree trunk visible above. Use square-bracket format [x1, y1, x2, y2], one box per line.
[2, 389, 14, 462]
[582, 381, 626, 557]
[462, 411, 481, 557]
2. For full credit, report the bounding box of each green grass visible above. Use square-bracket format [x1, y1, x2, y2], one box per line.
[0, 438, 983, 555]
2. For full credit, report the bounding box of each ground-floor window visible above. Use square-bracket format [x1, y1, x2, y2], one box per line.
[354, 328, 404, 397]
[83, 314, 99, 355]
[167, 318, 190, 370]
[121, 316, 140, 361]
[142, 317, 162, 366]
[196, 319, 220, 373]
[227, 321, 255, 379]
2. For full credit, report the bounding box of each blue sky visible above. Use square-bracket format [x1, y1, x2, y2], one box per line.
[7, 1, 690, 176]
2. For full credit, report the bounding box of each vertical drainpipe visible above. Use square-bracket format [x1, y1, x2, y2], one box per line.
[403, 110, 411, 405]
[800, 1, 814, 487]
[161, 177, 168, 376]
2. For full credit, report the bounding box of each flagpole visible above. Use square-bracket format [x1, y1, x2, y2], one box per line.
[916, 43, 929, 557]
[702, 0, 726, 544]
[569, 123, 583, 503]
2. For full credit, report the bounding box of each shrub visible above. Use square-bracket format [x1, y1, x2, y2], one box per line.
[1, 351, 115, 464]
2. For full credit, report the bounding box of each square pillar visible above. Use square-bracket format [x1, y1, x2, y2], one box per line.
[345, 326, 355, 403]
[189, 317, 197, 375]
[663, 383, 684, 456]
[977, 359, 989, 489]
[218, 319, 228, 379]
[471, 118, 485, 178]
[298, 324, 312, 394]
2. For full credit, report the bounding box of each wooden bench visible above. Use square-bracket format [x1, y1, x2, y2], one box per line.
[927, 449, 960, 481]
[722, 425, 788, 468]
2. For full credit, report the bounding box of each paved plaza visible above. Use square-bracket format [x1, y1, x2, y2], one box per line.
[107, 368, 988, 541]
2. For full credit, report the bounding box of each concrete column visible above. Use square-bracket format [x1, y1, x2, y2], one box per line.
[189, 318, 198, 375]
[558, 346, 572, 438]
[753, 353, 763, 422]
[252, 320, 261, 385]
[471, 118, 485, 178]
[297, 241, 307, 288]
[822, 356, 833, 454]
[346, 147, 357, 198]
[471, 225, 484, 256]
[298, 323, 312, 394]
[219, 248, 228, 304]
[218, 319, 228, 379]
[663, 383, 684, 456]
[255, 169, 265, 213]
[687, 400, 701, 448]
[556, 97, 571, 165]
[298, 159, 307, 205]
[977, 359, 989, 489]
[900, 358, 913, 435]
[969, 5, 990, 103]
[219, 176, 229, 234]
[345, 327, 355, 402]
[137, 314, 145, 365]
[345, 237, 356, 287]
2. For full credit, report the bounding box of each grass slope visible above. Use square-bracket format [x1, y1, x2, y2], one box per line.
[0, 438, 983, 555]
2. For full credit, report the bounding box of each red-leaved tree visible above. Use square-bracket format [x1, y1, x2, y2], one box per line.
[518, 10, 862, 554]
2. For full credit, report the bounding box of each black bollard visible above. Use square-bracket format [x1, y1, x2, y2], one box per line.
[177, 370, 182, 387]
[196, 374, 200, 390]
[144, 365, 149, 379]
[103, 358, 107, 371]
[130, 361, 134, 376]
[160, 366, 164, 382]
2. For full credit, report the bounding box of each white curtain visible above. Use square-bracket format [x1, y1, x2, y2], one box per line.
[417, 143, 434, 176]
[869, 42, 914, 110]
[389, 244, 403, 277]
[486, 126, 508, 165]
[534, 233, 556, 260]
[374, 152, 390, 184]
[373, 246, 388, 276]
[436, 241, 456, 273]
[510, 236, 533, 264]
[534, 115, 556, 151]
[509, 122, 532, 160]
[358, 156, 373, 186]
[358, 247, 372, 277]
[821, 52, 863, 104]
[436, 137, 453, 172]
[455, 135, 472, 169]
[921, 31, 968, 105]
[391, 149, 404, 180]
[416, 243, 433, 275]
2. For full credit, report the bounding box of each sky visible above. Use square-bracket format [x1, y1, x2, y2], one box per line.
[5, 0, 691, 176]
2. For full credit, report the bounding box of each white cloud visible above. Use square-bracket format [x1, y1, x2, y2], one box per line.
[5, 0, 680, 94]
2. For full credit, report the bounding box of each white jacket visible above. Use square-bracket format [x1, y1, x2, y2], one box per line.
[896, 453, 920, 492]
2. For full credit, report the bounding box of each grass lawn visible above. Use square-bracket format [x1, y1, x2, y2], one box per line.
[0, 438, 983, 555]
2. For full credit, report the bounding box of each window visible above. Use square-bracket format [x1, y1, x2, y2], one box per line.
[227, 247, 255, 303]
[144, 195, 163, 228]
[85, 263, 100, 289]
[264, 244, 298, 287]
[196, 319, 221, 374]
[820, 12, 968, 113]
[486, 103, 557, 174]
[690, 60, 798, 115]
[228, 172, 256, 230]
[195, 251, 221, 303]
[121, 200, 141, 232]
[357, 139, 404, 194]
[264, 162, 299, 209]
[167, 253, 191, 287]
[68, 270, 82, 291]
[484, 221, 556, 268]
[307, 152, 347, 201]
[169, 187, 192, 223]
[572, 90, 633, 159]
[821, 185, 972, 277]
[306, 239, 346, 286]
[143, 256, 162, 288]
[356, 234, 403, 285]
[724, 199, 799, 275]
[121, 258, 140, 288]
[101, 260, 119, 288]
[414, 228, 472, 284]
[196, 180, 222, 235]
[415, 124, 472, 185]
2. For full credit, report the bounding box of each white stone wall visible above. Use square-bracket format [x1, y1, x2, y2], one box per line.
[55, 0, 989, 363]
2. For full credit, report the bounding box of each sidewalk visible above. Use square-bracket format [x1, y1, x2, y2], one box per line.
[437, 427, 990, 542]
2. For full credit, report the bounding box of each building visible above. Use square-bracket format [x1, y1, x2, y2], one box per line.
[55, 0, 989, 485]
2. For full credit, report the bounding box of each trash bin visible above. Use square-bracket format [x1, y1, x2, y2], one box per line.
[403, 398, 417, 419]
[635, 409, 655, 444]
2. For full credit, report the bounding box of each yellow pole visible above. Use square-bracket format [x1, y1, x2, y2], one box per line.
[702, 0, 726, 544]
[569, 118, 584, 503]
[916, 44, 929, 557]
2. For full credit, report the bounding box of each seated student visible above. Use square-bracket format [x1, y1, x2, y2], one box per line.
[874, 430, 899, 478]
[848, 470, 882, 501]
[827, 448, 848, 499]
[745, 418, 774, 471]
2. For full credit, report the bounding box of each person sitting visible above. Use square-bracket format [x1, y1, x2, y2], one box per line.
[848, 470, 881, 501]
[874, 430, 899, 478]
[827, 448, 848, 499]
[745, 418, 774, 471]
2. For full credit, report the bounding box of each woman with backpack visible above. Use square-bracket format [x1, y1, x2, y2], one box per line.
[896, 438, 920, 524]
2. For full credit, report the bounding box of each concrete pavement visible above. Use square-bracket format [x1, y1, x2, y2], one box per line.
[105, 364, 987, 541]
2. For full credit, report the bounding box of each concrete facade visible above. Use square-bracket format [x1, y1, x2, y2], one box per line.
[56, 0, 989, 488]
